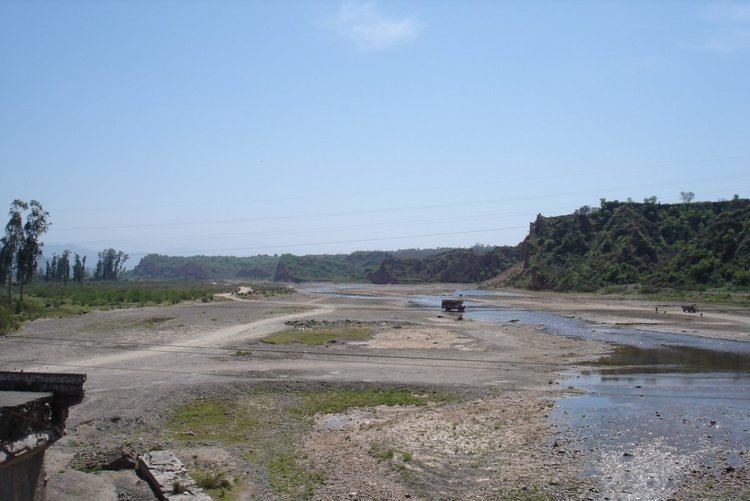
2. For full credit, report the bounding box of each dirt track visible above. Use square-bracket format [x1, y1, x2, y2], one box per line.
[1, 283, 747, 499]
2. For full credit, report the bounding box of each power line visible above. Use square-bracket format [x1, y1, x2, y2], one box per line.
[140, 225, 531, 254]
[45, 187, 748, 250]
[64, 208, 549, 247]
[51, 186, 748, 249]
[52, 173, 749, 232]
[52, 153, 750, 214]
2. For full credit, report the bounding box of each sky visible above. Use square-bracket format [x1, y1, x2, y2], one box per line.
[1, 0, 749, 260]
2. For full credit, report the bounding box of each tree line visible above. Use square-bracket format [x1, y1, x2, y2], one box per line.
[1, 199, 129, 302]
[43, 249, 129, 283]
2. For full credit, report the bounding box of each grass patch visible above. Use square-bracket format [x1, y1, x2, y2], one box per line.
[299, 388, 442, 415]
[368, 442, 415, 479]
[265, 452, 325, 498]
[261, 326, 372, 345]
[0, 280, 241, 334]
[191, 469, 240, 500]
[168, 388, 446, 499]
[167, 399, 258, 443]
[368, 443, 395, 461]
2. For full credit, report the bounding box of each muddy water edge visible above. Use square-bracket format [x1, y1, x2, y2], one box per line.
[457, 290, 750, 499]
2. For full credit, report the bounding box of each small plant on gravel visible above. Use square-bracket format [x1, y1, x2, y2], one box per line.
[401, 451, 413, 462]
[193, 469, 231, 490]
[368, 443, 395, 461]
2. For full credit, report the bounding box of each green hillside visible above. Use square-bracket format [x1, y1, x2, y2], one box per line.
[273, 251, 392, 282]
[502, 198, 750, 291]
[368, 246, 520, 284]
[131, 254, 279, 280]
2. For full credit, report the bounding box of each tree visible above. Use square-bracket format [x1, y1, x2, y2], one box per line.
[73, 253, 87, 285]
[643, 196, 658, 204]
[680, 191, 695, 203]
[15, 200, 50, 301]
[57, 250, 71, 285]
[94, 248, 128, 281]
[0, 200, 27, 300]
[45, 254, 57, 281]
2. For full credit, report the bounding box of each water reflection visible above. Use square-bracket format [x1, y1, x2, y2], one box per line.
[594, 344, 750, 373]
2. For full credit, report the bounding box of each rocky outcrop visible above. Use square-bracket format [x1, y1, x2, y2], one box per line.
[368, 246, 521, 284]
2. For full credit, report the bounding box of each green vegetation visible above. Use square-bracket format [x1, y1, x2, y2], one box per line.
[1, 199, 50, 302]
[133, 247, 463, 282]
[367, 442, 415, 478]
[0, 281, 222, 334]
[93, 248, 129, 280]
[598, 283, 750, 305]
[26, 280, 229, 307]
[298, 388, 443, 414]
[132, 254, 279, 280]
[168, 388, 445, 500]
[504, 198, 750, 296]
[261, 325, 373, 345]
[368, 443, 396, 461]
[274, 251, 392, 282]
[368, 246, 520, 284]
[273, 248, 457, 282]
[191, 469, 238, 499]
[0, 279, 295, 333]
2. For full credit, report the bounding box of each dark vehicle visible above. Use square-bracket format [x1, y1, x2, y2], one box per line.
[442, 299, 465, 312]
[681, 304, 699, 313]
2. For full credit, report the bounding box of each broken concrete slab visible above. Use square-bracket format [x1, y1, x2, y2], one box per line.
[137, 450, 210, 500]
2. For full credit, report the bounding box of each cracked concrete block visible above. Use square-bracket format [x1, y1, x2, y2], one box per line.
[137, 451, 211, 500]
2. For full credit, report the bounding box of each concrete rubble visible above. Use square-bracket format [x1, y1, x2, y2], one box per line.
[137, 450, 211, 500]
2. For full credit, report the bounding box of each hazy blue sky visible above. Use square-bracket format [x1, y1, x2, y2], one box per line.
[1, 0, 749, 258]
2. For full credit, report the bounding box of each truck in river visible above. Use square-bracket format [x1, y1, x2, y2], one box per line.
[441, 299, 466, 312]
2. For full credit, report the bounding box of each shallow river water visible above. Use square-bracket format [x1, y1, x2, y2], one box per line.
[304, 285, 750, 498]
[453, 291, 750, 499]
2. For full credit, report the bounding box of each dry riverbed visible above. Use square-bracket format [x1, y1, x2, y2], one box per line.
[2, 283, 747, 499]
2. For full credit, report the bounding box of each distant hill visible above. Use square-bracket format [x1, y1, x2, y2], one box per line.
[128, 200, 750, 291]
[130, 248, 457, 282]
[273, 251, 392, 282]
[131, 254, 279, 280]
[485, 198, 750, 291]
[368, 246, 520, 284]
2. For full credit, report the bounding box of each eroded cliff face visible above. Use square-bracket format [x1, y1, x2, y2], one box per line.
[273, 262, 296, 282]
[490, 199, 750, 291]
[367, 246, 521, 284]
